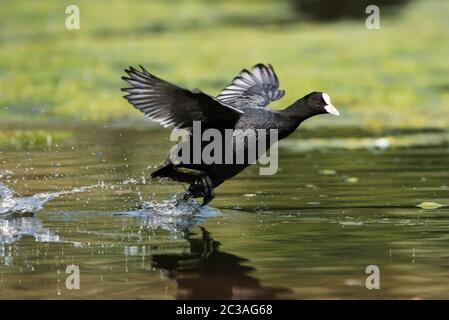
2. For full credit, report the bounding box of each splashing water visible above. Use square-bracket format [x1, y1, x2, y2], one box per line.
[116, 194, 221, 237]
[0, 174, 221, 242]
[138, 194, 206, 216]
[1, 180, 220, 237]
[0, 217, 60, 245]
[0, 182, 99, 216]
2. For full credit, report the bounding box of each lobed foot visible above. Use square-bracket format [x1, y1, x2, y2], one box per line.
[184, 174, 215, 206]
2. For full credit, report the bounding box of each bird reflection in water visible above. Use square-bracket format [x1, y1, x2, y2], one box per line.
[152, 226, 291, 299]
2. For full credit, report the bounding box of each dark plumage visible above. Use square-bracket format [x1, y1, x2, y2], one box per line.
[122, 63, 340, 205]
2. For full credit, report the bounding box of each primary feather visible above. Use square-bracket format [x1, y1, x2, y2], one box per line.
[122, 66, 243, 129]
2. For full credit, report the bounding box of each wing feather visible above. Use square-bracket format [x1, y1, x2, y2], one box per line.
[122, 66, 243, 129]
[217, 64, 285, 108]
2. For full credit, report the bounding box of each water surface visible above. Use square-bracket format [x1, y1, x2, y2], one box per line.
[0, 125, 448, 299]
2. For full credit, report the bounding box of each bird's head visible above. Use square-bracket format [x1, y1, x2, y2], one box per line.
[303, 92, 340, 117]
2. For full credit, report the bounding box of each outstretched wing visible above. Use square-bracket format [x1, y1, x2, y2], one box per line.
[122, 66, 243, 129]
[216, 63, 285, 109]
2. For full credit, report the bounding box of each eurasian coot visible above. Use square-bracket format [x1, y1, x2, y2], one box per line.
[122, 64, 339, 205]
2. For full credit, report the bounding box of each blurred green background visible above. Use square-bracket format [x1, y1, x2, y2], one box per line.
[0, 0, 448, 129]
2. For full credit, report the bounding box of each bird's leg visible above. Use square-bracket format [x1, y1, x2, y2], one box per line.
[199, 175, 215, 206]
[169, 167, 215, 205]
[186, 174, 215, 206]
[182, 190, 193, 201]
[185, 175, 215, 206]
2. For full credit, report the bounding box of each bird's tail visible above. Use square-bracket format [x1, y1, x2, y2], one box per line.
[151, 162, 201, 185]
[151, 162, 174, 179]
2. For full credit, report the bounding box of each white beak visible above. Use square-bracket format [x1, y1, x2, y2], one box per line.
[324, 104, 340, 116]
[322, 93, 340, 116]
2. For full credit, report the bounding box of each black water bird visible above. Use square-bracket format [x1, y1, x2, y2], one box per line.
[122, 64, 340, 205]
